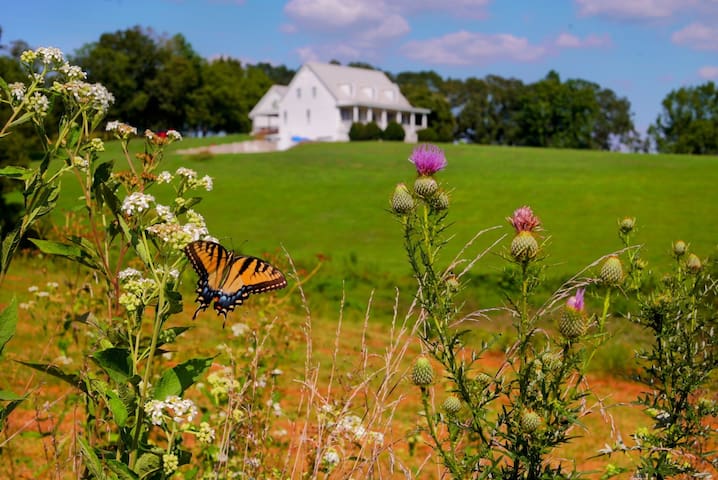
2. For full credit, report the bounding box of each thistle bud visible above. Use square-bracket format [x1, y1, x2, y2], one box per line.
[414, 175, 438, 198]
[433, 191, 450, 210]
[412, 357, 434, 386]
[511, 231, 539, 262]
[619, 217, 635, 235]
[600, 255, 624, 286]
[444, 273, 460, 292]
[559, 288, 587, 340]
[686, 253, 702, 273]
[391, 183, 414, 215]
[442, 395, 462, 415]
[672, 240, 687, 258]
[520, 410, 541, 433]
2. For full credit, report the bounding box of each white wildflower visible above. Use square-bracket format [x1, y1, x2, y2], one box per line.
[59, 63, 86, 80]
[54, 354, 72, 366]
[231, 322, 249, 337]
[144, 399, 165, 426]
[8, 82, 25, 102]
[106, 121, 137, 138]
[36, 47, 65, 65]
[35, 291, 50, 298]
[28, 92, 50, 117]
[167, 129, 182, 141]
[155, 204, 175, 222]
[176, 167, 197, 180]
[28, 285, 39, 293]
[118, 268, 142, 281]
[164, 395, 198, 425]
[322, 448, 340, 470]
[157, 171, 172, 184]
[199, 175, 213, 191]
[121, 192, 154, 216]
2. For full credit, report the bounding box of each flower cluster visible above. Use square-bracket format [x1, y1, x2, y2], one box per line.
[118, 269, 158, 313]
[207, 366, 240, 402]
[144, 395, 198, 427]
[507, 206, 542, 262]
[409, 143, 447, 176]
[146, 208, 214, 252]
[52, 80, 114, 114]
[121, 192, 155, 217]
[391, 144, 450, 215]
[106, 121, 138, 139]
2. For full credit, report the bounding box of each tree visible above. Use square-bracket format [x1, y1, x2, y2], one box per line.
[649, 82, 718, 154]
[396, 70, 455, 142]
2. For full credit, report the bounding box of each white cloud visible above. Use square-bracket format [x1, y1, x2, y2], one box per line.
[698, 65, 718, 79]
[672, 22, 718, 50]
[575, 0, 702, 19]
[402, 31, 546, 65]
[555, 32, 612, 48]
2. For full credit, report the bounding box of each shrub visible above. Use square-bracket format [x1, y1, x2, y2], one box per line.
[364, 121, 382, 140]
[417, 127, 438, 142]
[348, 122, 366, 141]
[382, 121, 405, 141]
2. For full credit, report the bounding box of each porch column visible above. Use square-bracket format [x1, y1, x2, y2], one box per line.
[381, 110, 387, 128]
[353, 106, 358, 122]
[410, 113, 415, 129]
[367, 108, 373, 122]
[396, 112, 401, 123]
[421, 114, 427, 128]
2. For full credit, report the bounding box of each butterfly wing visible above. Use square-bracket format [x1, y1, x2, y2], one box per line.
[184, 240, 287, 319]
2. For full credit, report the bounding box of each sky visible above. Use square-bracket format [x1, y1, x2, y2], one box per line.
[3, 0, 718, 133]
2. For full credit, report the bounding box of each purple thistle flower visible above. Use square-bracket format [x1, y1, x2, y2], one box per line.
[566, 288, 585, 312]
[507, 206, 542, 233]
[409, 144, 447, 176]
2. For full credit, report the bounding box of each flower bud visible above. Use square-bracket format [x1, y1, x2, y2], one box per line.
[511, 231, 538, 262]
[411, 357, 434, 386]
[433, 191, 450, 210]
[600, 255, 624, 286]
[672, 240, 687, 258]
[686, 253, 702, 273]
[414, 176, 438, 198]
[391, 183, 414, 215]
[559, 288, 587, 340]
[619, 217, 635, 235]
[520, 410, 541, 433]
[442, 395, 462, 415]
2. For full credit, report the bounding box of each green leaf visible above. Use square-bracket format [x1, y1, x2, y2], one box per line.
[0, 76, 8, 91]
[0, 398, 24, 427]
[0, 297, 18, 356]
[92, 160, 114, 193]
[0, 165, 31, 180]
[154, 357, 214, 400]
[92, 348, 132, 384]
[29, 238, 83, 258]
[134, 452, 161, 478]
[18, 361, 86, 393]
[77, 437, 105, 478]
[0, 390, 24, 401]
[106, 390, 129, 427]
[106, 460, 138, 480]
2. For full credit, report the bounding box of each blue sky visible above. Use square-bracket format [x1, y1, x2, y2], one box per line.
[3, 0, 718, 132]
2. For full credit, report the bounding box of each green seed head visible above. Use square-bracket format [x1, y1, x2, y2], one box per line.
[433, 191, 450, 210]
[414, 175, 438, 198]
[686, 253, 702, 273]
[391, 183, 414, 215]
[520, 410, 541, 433]
[619, 217, 635, 235]
[559, 306, 586, 340]
[442, 395, 462, 415]
[600, 255, 624, 286]
[412, 357, 434, 386]
[672, 240, 687, 258]
[510, 231, 538, 262]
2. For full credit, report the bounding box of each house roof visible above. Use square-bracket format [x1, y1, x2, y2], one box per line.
[248, 85, 288, 117]
[305, 62, 430, 114]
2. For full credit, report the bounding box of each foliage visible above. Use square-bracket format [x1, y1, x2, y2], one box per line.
[382, 120, 405, 141]
[348, 121, 366, 141]
[649, 81, 718, 154]
[364, 121, 382, 140]
[417, 127, 438, 142]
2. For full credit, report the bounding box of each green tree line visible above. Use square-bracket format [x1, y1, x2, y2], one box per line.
[2, 25, 717, 155]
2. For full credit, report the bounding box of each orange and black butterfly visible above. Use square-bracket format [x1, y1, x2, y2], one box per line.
[184, 240, 287, 319]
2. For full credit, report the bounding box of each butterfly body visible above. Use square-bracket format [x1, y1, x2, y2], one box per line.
[184, 240, 287, 319]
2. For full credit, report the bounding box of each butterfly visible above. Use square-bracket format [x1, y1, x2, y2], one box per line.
[184, 240, 287, 320]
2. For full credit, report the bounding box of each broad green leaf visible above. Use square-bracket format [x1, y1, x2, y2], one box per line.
[0, 165, 31, 180]
[29, 239, 83, 258]
[106, 390, 129, 427]
[7, 111, 33, 129]
[0, 390, 24, 401]
[0, 76, 8, 91]
[92, 348, 132, 384]
[134, 452, 161, 478]
[153, 357, 214, 400]
[0, 297, 18, 356]
[106, 460, 138, 480]
[77, 437, 105, 479]
[92, 160, 114, 192]
[18, 361, 86, 393]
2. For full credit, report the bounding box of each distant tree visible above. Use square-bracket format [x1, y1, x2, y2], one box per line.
[254, 62, 295, 85]
[649, 82, 718, 154]
[382, 121, 405, 141]
[73, 26, 162, 129]
[417, 127, 439, 142]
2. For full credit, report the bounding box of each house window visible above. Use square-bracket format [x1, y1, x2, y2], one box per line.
[361, 86, 374, 99]
[306, 109, 311, 124]
[341, 108, 352, 122]
[312, 86, 317, 98]
[283, 111, 287, 124]
[296, 88, 301, 99]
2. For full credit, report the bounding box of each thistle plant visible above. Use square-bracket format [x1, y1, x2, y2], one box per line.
[601, 237, 718, 478]
[391, 145, 607, 478]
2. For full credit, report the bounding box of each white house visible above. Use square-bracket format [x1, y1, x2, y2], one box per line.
[250, 62, 430, 150]
[248, 85, 288, 135]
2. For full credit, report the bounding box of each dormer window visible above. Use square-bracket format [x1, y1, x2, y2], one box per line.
[296, 88, 301, 99]
[361, 86, 375, 99]
[339, 83, 353, 96]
